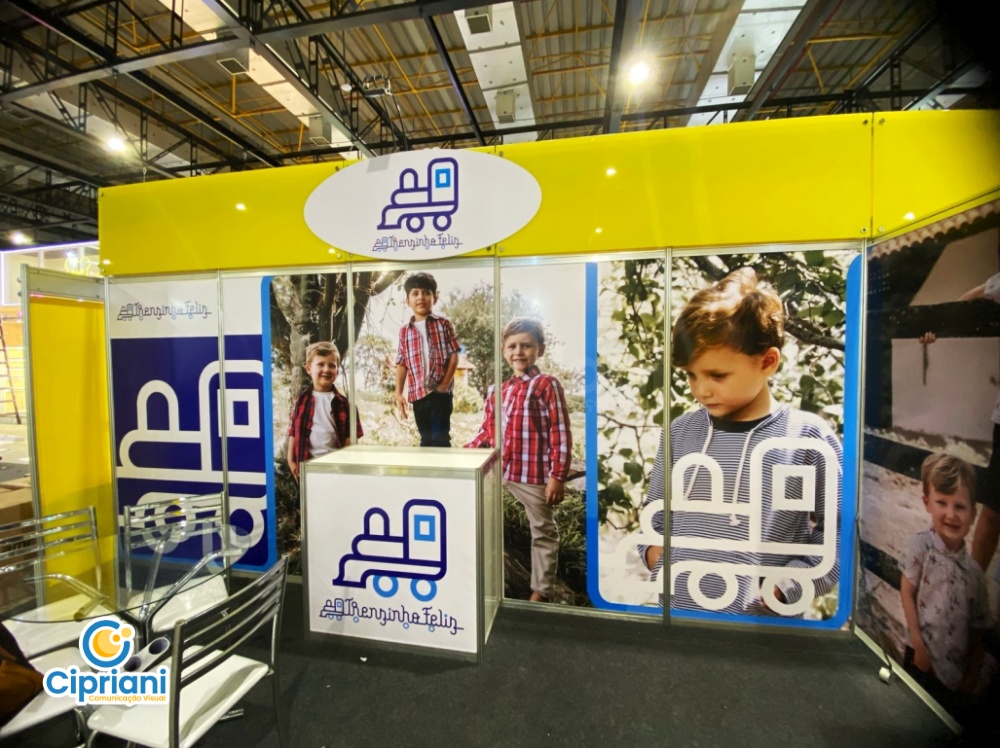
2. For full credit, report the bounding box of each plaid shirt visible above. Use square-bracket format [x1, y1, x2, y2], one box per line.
[395, 313, 460, 402]
[287, 385, 363, 464]
[466, 366, 572, 485]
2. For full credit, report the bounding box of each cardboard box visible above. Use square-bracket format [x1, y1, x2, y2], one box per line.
[0, 487, 33, 526]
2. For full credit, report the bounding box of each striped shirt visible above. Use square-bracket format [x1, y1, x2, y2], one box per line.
[396, 313, 460, 402]
[639, 406, 842, 616]
[465, 366, 572, 484]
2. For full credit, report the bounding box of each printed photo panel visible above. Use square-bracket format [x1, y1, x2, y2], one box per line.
[592, 248, 860, 627]
[109, 277, 271, 572]
[352, 264, 495, 450]
[268, 270, 352, 575]
[587, 255, 666, 612]
[497, 260, 587, 606]
[859, 200, 1000, 724]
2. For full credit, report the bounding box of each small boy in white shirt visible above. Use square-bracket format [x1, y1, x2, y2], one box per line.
[286, 342, 362, 484]
[900, 452, 993, 696]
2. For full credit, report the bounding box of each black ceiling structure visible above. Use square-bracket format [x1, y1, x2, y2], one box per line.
[0, 0, 994, 247]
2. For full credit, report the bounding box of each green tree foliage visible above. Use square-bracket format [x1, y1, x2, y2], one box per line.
[439, 281, 551, 397]
[597, 251, 851, 534]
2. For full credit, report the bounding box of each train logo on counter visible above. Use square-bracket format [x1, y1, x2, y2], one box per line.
[377, 157, 459, 234]
[332, 498, 447, 602]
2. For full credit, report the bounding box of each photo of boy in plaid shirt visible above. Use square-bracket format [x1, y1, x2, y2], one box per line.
[286, 341, 363, 488]
[466, 318, 572, 602]
[395, 272, 461, 447]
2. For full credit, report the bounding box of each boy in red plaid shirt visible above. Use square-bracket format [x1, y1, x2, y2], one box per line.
[395, 272, 461, 447]
[466, 318, 572, 602]
[286, 342, 362, 486]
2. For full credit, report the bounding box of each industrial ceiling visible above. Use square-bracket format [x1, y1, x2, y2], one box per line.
[0, 0, 995, 247]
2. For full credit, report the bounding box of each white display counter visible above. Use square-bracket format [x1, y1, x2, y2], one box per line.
[302, 445, 500, 660]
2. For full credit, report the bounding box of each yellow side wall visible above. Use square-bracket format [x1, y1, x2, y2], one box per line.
[28, 297, 115, 578]
[98, 111, 1000, 275]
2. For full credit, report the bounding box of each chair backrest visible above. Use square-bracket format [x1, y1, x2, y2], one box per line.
[0, 507, 101, 617]
[121, 494, 225, 593]
[0, 507, 99, 576]
[166, 555, 288, 748]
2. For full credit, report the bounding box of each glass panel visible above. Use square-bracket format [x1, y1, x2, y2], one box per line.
[220, 276, 271, 571]
[268, 270, 349, 576]
[108, 276, 224, 588]
[498, 260, 587, 607]
[589, 255, 666, 614]
[353, 265, 495, 449]
[858, 200, 1000, 727]
[662, 248, 857, 627]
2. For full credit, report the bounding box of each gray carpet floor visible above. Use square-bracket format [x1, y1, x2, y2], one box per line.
[14, 580, 973, 747]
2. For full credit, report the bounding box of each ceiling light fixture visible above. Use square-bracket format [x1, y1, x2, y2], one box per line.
[11, 231, 30, 245]
[362, 75, 392, 98]
[106, 135, 126, 152]
[627, 61, 650, 86]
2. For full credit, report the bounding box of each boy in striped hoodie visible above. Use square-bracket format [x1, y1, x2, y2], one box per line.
[640, 268, 842, 617]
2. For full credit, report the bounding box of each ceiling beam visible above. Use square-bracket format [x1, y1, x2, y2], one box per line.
[198, 0, 375, 158]
[285, 85, 980, 152]
[830, 12, 940, 114]
[0, 137, 110, 187]
[675, 2, 744, 127]
[281, 0, 407, 151]
[2, 7, 281, 166]
[736, 0, 842, 122]
[603, 0, 644, 134]
[1, 0, 488, 105]
[425, 15, 482, 147]
[904, 58, 980, 110]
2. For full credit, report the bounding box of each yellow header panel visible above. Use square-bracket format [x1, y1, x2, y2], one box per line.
[873, 110, 1000, 238]
[102, 114, 873, 274]
[100, 162, 340, 275]
[499, 114, 872, 254]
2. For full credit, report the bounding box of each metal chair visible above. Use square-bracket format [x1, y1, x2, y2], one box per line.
[86, 555, 290, 748]
[121, 494, 232, 641]
[0, 507, 110, 658]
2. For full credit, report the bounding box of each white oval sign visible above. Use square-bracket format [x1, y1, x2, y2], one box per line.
[304, 149, 541, 260]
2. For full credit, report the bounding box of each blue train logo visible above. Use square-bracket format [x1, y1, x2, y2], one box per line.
[377, 157, 458, 234]
[332, 499, 447, 602]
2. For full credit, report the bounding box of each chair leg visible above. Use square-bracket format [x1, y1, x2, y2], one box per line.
[271, 671, 287, 748]
[72, 707, 89, 745]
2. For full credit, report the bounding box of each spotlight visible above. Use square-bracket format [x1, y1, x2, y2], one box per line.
[628, 62, 650, 86]
[106, 135, 126, 152]
[10, 231, 30, 246]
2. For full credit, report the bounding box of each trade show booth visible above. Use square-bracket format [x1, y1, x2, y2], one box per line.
[19, 110, 1000, 733]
